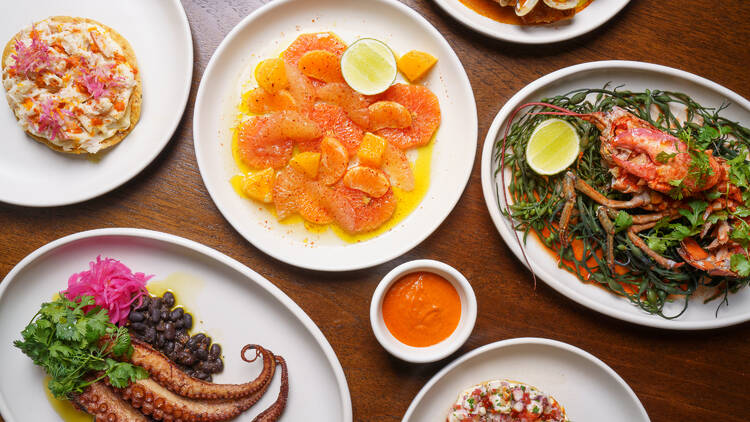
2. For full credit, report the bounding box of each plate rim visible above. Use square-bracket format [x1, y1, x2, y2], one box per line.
[192, 0, 477, 272]
[0, 0, 194, 207]
[480, 59, 750, 330]
[0, 227, 353, 422]
[402, 337, 650, 421]
[431, 0, 631, 44]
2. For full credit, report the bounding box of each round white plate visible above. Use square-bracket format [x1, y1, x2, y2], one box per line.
[403, 338, 649, 422]
[481, 60, 750, 329]
[193, 0, 477, 271]
[0, 0, 192, 207]
[432, 0, 630, 44]
[0, 228, 352, 422]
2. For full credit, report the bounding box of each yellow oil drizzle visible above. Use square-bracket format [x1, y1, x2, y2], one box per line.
[146, 272, 205, 326]
[43, 377, 92, 422]
[229, 126, 433, 243]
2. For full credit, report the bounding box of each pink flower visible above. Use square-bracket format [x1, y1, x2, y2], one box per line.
[77, 64, 125, 100]
[36, 99, 65, 141]
[9, 27, 53, 77]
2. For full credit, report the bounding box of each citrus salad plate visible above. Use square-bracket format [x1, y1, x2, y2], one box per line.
[194, 0, 477, 271]
[481, 61, 750, 329]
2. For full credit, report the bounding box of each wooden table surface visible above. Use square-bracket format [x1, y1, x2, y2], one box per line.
[2, 1, 750, 421]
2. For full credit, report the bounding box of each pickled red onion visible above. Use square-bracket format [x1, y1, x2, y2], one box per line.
[63, 256, 152, 326]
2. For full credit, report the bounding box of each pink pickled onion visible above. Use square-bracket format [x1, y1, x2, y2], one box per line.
[63, 256, 152, 326]
[77, 64, 124, 100]
[10, 27, 53, 77]
[37, 99, 65, 141]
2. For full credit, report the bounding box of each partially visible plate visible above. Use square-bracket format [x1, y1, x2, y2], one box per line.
[432, 0, 630, 44]
[0, 228, 352, 421]
[0, 0, 193, 207]
[481, 60, 750, 329]
[403, 338, 649, 422]
[193, 0, 477, 271]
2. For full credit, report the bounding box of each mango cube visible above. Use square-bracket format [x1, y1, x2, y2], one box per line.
[242, 168, 275, 203]
[290, 151, 321, 179]
[254, 58, 288, 93]
[397, 50, 437, 83]
[357, 132, 387, 168]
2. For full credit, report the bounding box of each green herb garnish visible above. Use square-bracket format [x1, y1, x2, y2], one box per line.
[13, 295, 148, 398]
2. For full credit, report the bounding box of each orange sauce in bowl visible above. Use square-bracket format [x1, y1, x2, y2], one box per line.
[382, 272, 461, 347]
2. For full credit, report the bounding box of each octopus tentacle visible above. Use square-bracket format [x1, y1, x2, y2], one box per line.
[71, 380, 150, 422]
[115, 372, 274, 422]
[127, 339, 276, 399]
[253, 355, 289, 422]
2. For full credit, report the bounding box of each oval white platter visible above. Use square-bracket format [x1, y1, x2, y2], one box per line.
[193, 0, 477, 271]
[432, 0, 630, 44]
[403, 338, 649, 422]
[0, 0, 192, 207]
[0, 228, 352, 421]
[481, 60, 750, 330]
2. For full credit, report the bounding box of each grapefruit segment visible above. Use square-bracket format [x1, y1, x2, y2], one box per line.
[319, 136, 349, 186]
[308, 103, 365, 154]
[273, 165, 332, 224]
[375, 84, 440, 149]
[382, 140, 415, 191]
[322, 183, 397, 233]
[282, 32, 347, 66]
[343, 166, 390, 198]
[238, 115, 294, 169]
[315, 82, 372, 128]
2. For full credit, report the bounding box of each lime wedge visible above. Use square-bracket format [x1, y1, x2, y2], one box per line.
[341, 38, 397, 95]
[525, 118, 580, 175]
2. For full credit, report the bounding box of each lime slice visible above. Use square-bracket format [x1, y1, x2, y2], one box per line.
[340, 38, 397, 95]
[525, 118, 580, 175]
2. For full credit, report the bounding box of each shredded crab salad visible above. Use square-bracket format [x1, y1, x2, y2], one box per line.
[2, 18, 138, 152]
[448, 379, 569, 422]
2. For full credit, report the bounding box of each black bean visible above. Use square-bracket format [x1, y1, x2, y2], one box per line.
[197, 360, 211, 372]
[160, 310, 169, 321]
[134, 296, 150, 311]
[193, 333, 206, 342]
[193, 371, 207, 380]
[174, 319, 184, 329]
[205, 374, 213, 382]
[155, 333, 166, 348]
[200, 336, 211, 348]
[164, 322, 176, 340]
[128, 311, 145, 322]
[163, 291, 175, 308]
[169, 308, 184, 321]
[163, 341, 175, 355]
[182, 314, 193, 330]
[129, 322, 147, 333]
[195, 348, 208, 360]
[212, 358, 224, 372]
[168, 351, 180, 362]
[178, 352, 197, 366]
[176, 331, 189, 344]
[150, 306, 161, 323]
[156, 320, 166, 332]
[208, 344, 221, 360]
[144, 327, 156, 343]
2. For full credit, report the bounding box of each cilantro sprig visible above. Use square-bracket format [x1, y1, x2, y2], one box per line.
[14, 295, 148, 398]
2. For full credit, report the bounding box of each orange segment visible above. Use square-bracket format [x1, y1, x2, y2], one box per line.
[289, 151, 321, 179]
[282, 32, 347, 66]
[382, 141, 415, 191]
[357, 132, 387, 168]
[315, 82, 372, 128]
[284, 62, 315, 113]
[343, 166, 390, 198]
[241, 168, 275, 203]
[319, 136, 349, 186]
[322, 183, 397, 234]
[254, 58, 288, 93]
[273, 165, 332, 224]
[299, 50, 344, 83]
[368, 101, 412, 131]
[243, 88, 297, 114]
[397, 50, 437, 82]
[375, 84, 440, 149]
[308, 103, 365, 154]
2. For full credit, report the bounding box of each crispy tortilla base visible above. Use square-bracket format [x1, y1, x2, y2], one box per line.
[2, 16, 141, 154]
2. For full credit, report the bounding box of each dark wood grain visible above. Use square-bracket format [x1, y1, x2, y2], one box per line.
[2, 1, 750, 421]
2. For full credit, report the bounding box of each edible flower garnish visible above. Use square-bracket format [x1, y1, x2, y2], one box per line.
[36, 98, 65, 140]
[9, 27, 53, 77]
[77, 64, 124, 100]
[63, 256, 151, 326]
[14, 295, 148, 398]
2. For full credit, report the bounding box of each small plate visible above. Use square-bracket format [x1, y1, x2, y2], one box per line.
[0, 0, 193, 206]
[432, 0, 630, 44]
[0, 228, 352, 421]
[193, 0, 477, 271]
[481, 60, 750, 329]
[403, 338, 649, 422]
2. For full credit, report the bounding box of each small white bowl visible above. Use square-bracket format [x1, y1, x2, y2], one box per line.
[370, 259, 477, 363]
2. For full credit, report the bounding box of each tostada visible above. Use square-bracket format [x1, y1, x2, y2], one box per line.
[2, 16, 141, 154]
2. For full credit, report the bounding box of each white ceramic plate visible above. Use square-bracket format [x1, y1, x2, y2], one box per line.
[432, 0, 630, 44]
[193, 0, 477, 271]
[403, 338, 649, 422]
[0, 228, 352, 422]
[481, 60, 750, 329]
[0, 0, 192, 207]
